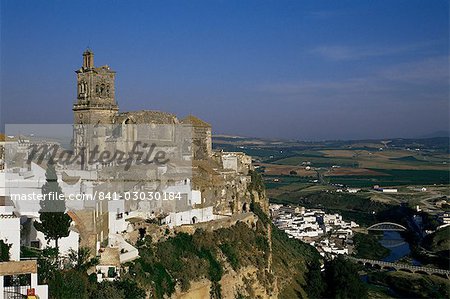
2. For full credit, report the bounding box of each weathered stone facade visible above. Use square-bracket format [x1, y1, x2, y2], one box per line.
[73, 49, 118, 125]
[72, 50, 212, 165]
[181, 115, 212, 160]
[71, 50, 258, 218]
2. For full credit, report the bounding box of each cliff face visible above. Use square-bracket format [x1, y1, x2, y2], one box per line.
[169, 172, 277, 299]
[170, 208, 321, 299]
[247, 174, 321, 299]
[129, 217, 278, 299]
[173, 265, 277, 299]
[127, 170, 319, 299]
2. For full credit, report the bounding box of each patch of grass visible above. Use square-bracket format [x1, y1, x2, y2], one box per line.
[274, 156, 358, 168]
[328, 169, 450, 187]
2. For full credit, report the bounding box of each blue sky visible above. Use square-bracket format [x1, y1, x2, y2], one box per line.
[1, 0, 448, 140]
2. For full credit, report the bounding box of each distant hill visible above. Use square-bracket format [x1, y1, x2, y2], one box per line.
[214, 135, 450, 153]
[417, 131, 450, 138]
[390, 156, 426, 163]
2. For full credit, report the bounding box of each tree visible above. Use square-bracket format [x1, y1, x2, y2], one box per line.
[90, 281, 125, 299]
[49, 269, 89, 299]
[324, 256, 368, 299]
[0, 240, 11, 262]
[67, 247, 99, 272]
[37, 247, 59, 284]
[305, 259, 325, 298]
[114, 279, 146, 299]
[34, 164, 71, 250]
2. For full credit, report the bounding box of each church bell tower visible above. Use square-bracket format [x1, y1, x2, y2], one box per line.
[73, 49, 119, 125]
[73, 50, 119, 168]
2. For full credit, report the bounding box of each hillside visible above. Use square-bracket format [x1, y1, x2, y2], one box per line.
[422, 226, 450, 269]
[119, 171, 322, 299]
[126, 221, 276, 298]
[424, 226, 450, 253]
[252, 204, 321, 298]
[122, 200, 321, 298]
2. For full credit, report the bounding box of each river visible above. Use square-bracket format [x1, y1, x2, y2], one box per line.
[378, 231, 421, 265]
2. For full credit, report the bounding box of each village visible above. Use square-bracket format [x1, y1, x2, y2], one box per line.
[270, 204, 360, 259]
[0, 50, 264, 299]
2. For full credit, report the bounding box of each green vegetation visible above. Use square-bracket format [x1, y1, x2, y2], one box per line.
[329, 169, 450, 187]
[368, 271, 450, 299]
[423, 226, 450, 253]
[37, 247, 59, 285]
[390, 155, 426, 162]
[129, 221, 272, 299]
[274, 155, 358, 168]
[251, 203, 321, 298]
[49, 270, 90, 299]
[67, 247, 100, 272]
[34, 164, 72, 250]
[273, 225, 319, 299]
[419, 226, 450, 269]
[37, 246, 144, 299]
[264, 175, 314, 190]
[353, 233, 390, 260]
[21, 246, 41, 259]
[0, 240, 11, 261]
[212, 142, 290, 161]
[304, 259, 325, 299]
[323, 256, 368, 299]
[214, 136, 450, 298]
[248, 169, 265, 199]
[271, 191, 387, 226]
[366, 283, 396, 299]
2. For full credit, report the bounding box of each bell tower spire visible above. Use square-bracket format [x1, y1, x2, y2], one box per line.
[73, 50, 118, 125]
[82, 48, 94, 69]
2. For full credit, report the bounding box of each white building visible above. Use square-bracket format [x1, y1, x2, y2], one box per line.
[163, 206, 218, 228]
[0, 206, 20, 262]
[271, 204, 358, 259]
[382, 188, 398, 193]
[33, 227, 79, 257]
[0, 199, 48, 299]
[439, 212, 450, 225]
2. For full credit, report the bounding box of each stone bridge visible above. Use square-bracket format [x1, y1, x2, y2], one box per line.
[349, 257, 450, 279]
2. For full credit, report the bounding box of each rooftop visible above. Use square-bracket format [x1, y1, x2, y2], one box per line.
[181, 115, 211, 128]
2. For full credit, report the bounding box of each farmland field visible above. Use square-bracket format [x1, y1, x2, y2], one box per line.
[213, 135, 450, 189]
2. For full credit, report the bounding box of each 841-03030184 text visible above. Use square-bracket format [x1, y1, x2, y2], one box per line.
[94, 191, 183, 201]
[8, 191, 184, 202]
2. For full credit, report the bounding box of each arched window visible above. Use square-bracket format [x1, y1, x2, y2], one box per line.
[100, 84, 105, 96]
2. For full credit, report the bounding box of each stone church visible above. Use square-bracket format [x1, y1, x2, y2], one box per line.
[72, 49, 212, 162]
[71, 49, 261, 218]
